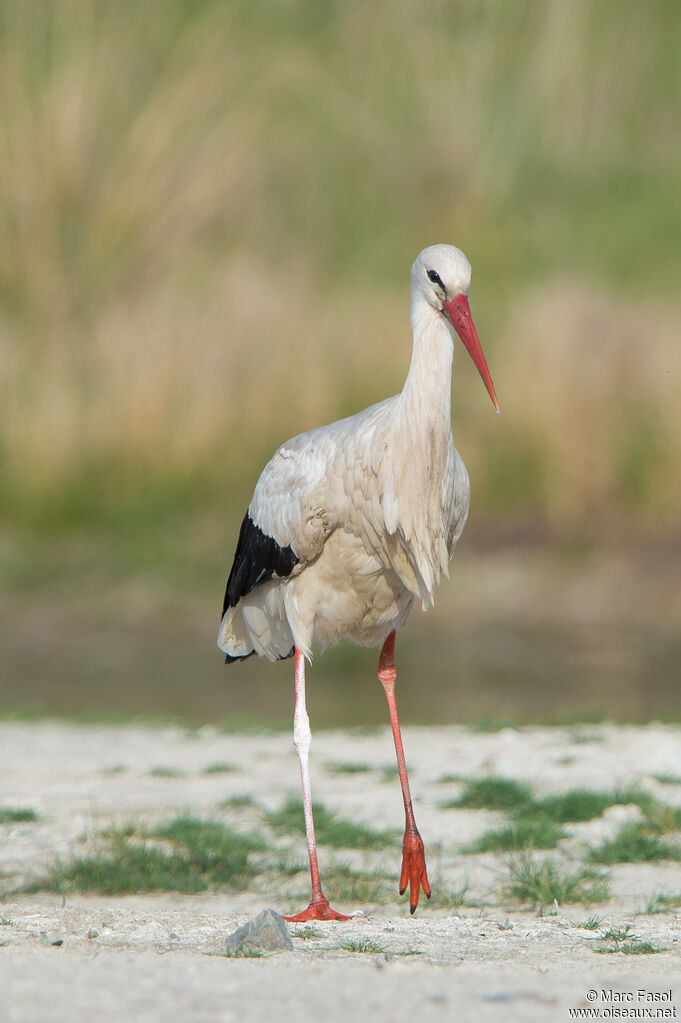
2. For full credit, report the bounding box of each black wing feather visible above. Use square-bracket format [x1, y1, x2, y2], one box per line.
[222, 511, 299, 617]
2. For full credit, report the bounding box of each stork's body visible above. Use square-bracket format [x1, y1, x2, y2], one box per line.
[218, 244, 498, 919]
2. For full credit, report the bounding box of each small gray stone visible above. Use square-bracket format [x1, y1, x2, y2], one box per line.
[224, 909, 294, 955]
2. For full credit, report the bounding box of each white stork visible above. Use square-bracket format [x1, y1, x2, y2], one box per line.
[218, 244, 498, 920]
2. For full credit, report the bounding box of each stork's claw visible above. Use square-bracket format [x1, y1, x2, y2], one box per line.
[399, 827, 431, 913]
[283, 892, 352, 922]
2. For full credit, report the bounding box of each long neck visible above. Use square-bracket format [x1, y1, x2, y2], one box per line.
[386, 294, 456, 606]
[399, 297, 454, 428]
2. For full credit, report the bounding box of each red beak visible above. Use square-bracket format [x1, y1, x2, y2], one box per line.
[443, 294, 499, 412]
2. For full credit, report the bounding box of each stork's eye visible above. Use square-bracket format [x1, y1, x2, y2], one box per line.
[427, 269, 444, 288]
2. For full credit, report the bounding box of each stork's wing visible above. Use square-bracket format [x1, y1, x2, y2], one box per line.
[221, 425, 344, 618]
[221, 398, 399, 617]
[222, 513, 299, 615]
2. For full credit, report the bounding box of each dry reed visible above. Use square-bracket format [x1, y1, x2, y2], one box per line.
[1, 0, 679, 529]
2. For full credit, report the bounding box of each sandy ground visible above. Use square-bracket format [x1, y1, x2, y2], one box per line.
[1, 720, 680, 1022]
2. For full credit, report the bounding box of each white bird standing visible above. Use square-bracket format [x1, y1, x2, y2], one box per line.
[218, 244, 499, 920]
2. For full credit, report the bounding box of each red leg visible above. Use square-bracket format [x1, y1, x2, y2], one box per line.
[379, 630, 431, 914]
[283, 648, 351, 922]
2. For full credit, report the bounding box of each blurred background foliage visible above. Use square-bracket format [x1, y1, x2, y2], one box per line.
[1, 0, 679, 724]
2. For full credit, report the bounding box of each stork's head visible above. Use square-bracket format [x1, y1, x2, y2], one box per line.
[411, 244, 499, 412]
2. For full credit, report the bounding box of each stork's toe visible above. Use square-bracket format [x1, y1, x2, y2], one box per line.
[283, 892, 352, 922]
[399, 828, 431, 913]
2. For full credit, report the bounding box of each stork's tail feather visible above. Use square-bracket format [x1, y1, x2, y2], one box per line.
[224, 650, 256, 664]
[224, 646, 294, 665]
[218, 591, 295, 663]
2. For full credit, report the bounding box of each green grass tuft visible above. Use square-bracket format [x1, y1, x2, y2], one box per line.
[444, 779, 680, 862]
[444, 779, 658, 822]
[570, 731, 605, 745]
[443, 777, 534, 812]
[578, 915, 603, 930]
[532, 787, 654, 823]
[505, 852, 610, 905]
[599, 941, 664, 955]
[43, 815, 265, 894]
[469, 816, 565, 853]
[341, 939, 386, 954]
[322, 863, 394, 905]
[640, 892, 681, 914]
[270, 855, 309, 878]
[588, 821, 681, 864]
[601, 926, 631, 942]
[0, 808, 39, 824]
[433, 881, 474, 908]
[267, 796, 396, 849]
[147, 815, 265, 876]
[535, 789, 621, 823]
[220, 795, 257, 811]
[644, 804, 681, 833]
[47, 843, 206, 895]
[593, 925, 666, 955]
[202, 762, 238, 774]
[291, 925, 321, 940]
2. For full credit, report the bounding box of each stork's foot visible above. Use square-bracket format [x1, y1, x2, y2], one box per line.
[283, 892, 352, 922]
[399, 828, 431, 914]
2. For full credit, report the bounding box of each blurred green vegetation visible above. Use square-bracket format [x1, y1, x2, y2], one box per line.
[1, 1, 680, 722]
[1, 0, 680, 536]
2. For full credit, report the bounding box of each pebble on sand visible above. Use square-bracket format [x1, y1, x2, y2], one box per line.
[224, 909, 294, 955]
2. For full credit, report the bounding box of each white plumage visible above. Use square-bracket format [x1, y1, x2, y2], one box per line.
[218, 243, 496, 663]
[217, 243, 498, 920]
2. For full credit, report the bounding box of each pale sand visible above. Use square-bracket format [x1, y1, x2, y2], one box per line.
[1, 720, 680, 1022]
